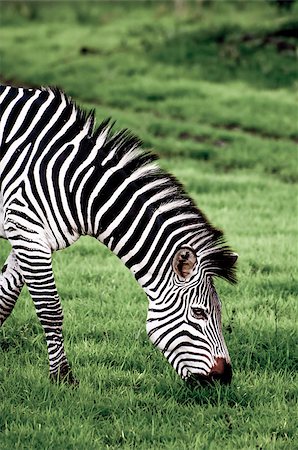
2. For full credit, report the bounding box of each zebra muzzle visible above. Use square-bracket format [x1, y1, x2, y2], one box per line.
[187, 357, 232, 387]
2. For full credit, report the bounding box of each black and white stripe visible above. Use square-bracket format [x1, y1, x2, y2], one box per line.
[0, 85, 237, 384]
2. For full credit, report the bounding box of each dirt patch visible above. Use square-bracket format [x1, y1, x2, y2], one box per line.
[178, 131, 207, 143]
[212, 123, 298, 143]
[178, 131, 231, 148]
[218, 21, 297, 54]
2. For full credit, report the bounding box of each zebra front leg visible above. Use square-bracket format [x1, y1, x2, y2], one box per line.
[0, 250, 24, 326]
[8, 240, 77, 384]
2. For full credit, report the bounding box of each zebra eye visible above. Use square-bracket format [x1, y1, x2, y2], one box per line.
[191, 307, 208, 321]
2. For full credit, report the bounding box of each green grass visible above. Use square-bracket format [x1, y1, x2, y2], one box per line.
[0, 1, 298, 449]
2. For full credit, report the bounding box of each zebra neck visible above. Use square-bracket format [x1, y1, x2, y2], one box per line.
[75, 143, 209, 293]
[94, 185, 202, 294]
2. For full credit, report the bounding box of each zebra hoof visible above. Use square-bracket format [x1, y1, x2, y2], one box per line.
[50, 365, 79, 386]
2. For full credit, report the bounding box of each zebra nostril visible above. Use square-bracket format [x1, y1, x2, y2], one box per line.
[210, 357, 232, 385]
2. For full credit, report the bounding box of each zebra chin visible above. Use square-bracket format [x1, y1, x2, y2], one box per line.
[185, 358, 232, 387]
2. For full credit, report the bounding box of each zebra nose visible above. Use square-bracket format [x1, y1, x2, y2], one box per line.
[187, 358, 232, 388]
[209, 357, 232, 385]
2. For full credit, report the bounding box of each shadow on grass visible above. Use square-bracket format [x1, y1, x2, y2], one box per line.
[147, 19, 297, 89]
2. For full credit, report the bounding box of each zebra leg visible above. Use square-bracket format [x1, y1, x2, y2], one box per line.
[6, 235, 77, 384]
[18, 245, 77, 383]
[0, 250, 24, 325]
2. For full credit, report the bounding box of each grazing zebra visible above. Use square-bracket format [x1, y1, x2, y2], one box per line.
[0, 85, 237, 386]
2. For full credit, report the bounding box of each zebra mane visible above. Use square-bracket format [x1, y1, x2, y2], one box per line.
[43, 87, 237, 283]
[42, 86, 96, 134]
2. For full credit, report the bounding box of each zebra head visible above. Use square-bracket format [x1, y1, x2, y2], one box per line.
[146, 245, 238, 386]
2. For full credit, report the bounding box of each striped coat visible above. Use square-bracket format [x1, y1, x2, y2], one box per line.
[0, 85, 237, 385]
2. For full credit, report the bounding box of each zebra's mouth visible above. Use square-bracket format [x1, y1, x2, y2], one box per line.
[186, 372, 214, 388]
[186, 361, 232, 387]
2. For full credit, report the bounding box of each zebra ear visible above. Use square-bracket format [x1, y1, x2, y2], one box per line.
[173, 247, 197, 280]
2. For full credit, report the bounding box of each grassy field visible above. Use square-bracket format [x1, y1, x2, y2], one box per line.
[0, 1, 297, 449]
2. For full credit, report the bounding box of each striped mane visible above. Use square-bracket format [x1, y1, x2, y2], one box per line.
[43, 87, 237, 283]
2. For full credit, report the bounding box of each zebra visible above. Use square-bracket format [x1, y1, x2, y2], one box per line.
[0, 85, 238, 386]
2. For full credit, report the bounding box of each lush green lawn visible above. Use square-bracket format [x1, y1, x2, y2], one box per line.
[0, 2, 297, 449]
